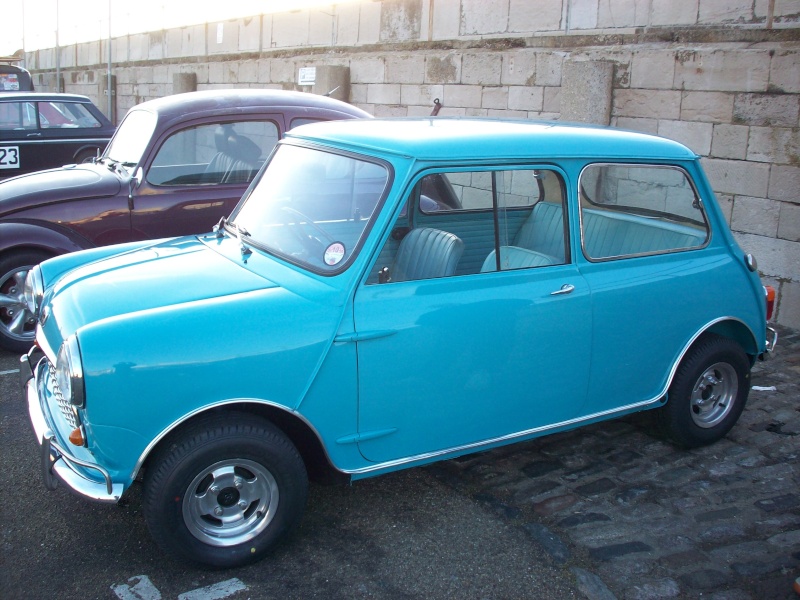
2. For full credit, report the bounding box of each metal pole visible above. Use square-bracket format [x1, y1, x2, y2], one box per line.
[55, 0, 60, 92]
[107, 0, 112, 120]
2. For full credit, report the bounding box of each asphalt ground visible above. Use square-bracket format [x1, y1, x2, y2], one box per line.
[0, 347, 579, 600]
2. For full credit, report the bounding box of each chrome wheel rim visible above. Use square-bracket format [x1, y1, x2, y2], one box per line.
[183, 459, 279, 547]
[690, 362, 738, 428]
[0, 265, 36, 344]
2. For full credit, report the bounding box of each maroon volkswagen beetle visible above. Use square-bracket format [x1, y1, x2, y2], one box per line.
[0, 89, 371, 351]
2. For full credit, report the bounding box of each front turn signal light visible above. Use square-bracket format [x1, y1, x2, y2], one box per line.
[764, 286, 776, 321]
[69, 427, 86, 447]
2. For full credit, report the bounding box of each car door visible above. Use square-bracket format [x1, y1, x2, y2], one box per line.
[352, 166, 592, 464]
[130, 117, 282, 239]
[0, 99, 47, 176]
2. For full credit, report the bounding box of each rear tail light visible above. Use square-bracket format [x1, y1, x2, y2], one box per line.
[764, 286, 776, 321]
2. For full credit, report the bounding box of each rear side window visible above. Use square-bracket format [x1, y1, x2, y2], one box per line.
[579, 164, 709, 261]
[147, 120, 279, 186]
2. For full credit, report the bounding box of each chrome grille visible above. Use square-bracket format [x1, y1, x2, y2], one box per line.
[47, 360, 79, 430]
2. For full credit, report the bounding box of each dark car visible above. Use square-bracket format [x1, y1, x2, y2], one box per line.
[0, 92, 115, 179]
[0, 88, 371, 351]
[0, 64, 34, 91]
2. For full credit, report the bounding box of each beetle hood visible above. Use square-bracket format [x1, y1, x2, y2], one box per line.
[0, 164, 122, 215]
[41, 236, 276, 344]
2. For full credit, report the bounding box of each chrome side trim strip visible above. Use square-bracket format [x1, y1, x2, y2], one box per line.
[343, 396, 663, 476]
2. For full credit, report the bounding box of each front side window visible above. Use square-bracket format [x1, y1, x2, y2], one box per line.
[370, 167, 568, 284]
[147, 120, 279, 186]
[0, 101, 36, 129]
[579, 164, 709, 260]
[230, 143, 390, 274]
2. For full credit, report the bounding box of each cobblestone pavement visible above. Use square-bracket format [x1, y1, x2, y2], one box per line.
[425, 325, 800, 600]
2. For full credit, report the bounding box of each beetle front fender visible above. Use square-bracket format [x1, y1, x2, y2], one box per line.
[0, 220, 90, 257]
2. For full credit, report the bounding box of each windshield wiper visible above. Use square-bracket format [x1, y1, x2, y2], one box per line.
[235, 223, 252, 257]
[213, 217, 252, 257]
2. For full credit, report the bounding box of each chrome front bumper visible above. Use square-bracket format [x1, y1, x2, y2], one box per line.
[21, 349, 123, 503]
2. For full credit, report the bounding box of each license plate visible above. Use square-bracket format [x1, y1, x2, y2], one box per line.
[0, 146, 21, 169]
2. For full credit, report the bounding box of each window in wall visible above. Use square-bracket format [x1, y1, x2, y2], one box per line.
[370, 167, 568, 284]
[579, 163, 709, 260]
[147, 120, 279, 186]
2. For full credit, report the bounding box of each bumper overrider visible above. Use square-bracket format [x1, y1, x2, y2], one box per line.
[20, 346, 123, 503]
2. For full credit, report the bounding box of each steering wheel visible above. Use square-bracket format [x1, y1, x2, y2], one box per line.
[281, 206, 333, 257]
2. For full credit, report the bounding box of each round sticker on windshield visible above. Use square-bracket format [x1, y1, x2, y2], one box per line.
[324, 242, 346, 266]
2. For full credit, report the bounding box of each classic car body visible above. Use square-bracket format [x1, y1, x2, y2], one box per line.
[21, 118, 776, 568]
[0, 92, 115, 179]
[0, 89, 370, 351]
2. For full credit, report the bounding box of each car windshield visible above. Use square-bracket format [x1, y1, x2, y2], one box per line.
[103, 109, 157, 165]
[231, 143, 390, 273]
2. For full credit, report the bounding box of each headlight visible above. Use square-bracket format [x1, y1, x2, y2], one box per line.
[56, 335, 85, 408]
[23, 264, 44, 317]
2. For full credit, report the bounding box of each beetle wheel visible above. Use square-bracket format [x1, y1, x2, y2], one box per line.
[0, 250, 50, 353]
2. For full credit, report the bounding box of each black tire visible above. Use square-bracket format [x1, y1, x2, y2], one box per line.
[658, 333, 750, 448]
[0, 250, 51, 353]
[142, 413, 308, 568]
[75, 148, 100, 164]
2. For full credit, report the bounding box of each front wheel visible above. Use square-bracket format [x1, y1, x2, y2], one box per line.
[658, 333, 750, 448]
[143, 413, 308, 568]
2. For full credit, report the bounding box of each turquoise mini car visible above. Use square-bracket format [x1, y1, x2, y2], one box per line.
[21, 118, 777, 568]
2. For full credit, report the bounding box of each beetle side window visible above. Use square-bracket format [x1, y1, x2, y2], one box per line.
[579, 164, 709, 261]
[369, 167, 568, 283]
[147, 121, 279, 186]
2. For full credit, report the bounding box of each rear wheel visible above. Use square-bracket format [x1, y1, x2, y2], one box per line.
[143, 413, 308, 568]
[0, 250, 50, 353]
[658, 334, 750, 448]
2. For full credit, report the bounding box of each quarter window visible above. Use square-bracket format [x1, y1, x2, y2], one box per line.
[579, 164, 709, 260]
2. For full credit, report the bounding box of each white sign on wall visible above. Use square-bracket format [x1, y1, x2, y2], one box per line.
[298, 67, 316, 86]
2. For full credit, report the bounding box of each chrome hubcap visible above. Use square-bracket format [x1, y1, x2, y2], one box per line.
[183, 459, 278, 547]
[0, 265, 36, 343]
[690, 362, 738, 428]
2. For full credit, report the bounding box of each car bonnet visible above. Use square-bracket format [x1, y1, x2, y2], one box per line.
[39, 236, 277, 348]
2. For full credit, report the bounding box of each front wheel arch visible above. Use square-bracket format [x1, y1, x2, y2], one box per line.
[142, 411, 309, 567]
[139, 402, 348, 486]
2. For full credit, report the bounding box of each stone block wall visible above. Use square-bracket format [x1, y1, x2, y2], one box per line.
[21, 0, 800, 329]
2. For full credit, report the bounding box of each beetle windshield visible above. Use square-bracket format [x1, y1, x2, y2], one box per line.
[231, 144, 390, 273]
[103, 109, 157, 166]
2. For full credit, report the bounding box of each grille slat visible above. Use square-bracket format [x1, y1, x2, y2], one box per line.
[47, 360, 79, 430]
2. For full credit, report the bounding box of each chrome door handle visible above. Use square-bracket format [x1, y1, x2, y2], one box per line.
[550, 284, 575, 296]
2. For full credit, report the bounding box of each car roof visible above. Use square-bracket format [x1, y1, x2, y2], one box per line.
[286, 117, 698, 162]
[125, 89, 372, 123]
[0, 92, 94, 102]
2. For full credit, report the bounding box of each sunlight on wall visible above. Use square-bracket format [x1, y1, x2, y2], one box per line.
[3, 0, 359, 57]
